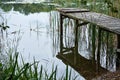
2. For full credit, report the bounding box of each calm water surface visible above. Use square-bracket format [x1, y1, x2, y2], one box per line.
[0, 8, 85, 80]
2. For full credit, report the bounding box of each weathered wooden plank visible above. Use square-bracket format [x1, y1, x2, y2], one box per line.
[66, 12, 120, 34]
[113, 29, 120, 34]
[57, 8, 120, 35]
[56, 8, 89, 13]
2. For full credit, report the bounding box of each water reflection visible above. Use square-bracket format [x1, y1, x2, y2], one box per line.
[0, 8, 84, 79]
[57, 52, 108, 80]
[0, 3, 56, 15]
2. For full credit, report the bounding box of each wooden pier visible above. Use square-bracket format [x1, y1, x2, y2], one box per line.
[57, 8, 120, 35]
[57, 8, 120, 56]
[57, 8, 120, 79]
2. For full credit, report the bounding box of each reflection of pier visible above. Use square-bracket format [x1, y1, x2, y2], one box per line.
[57, 52, 107, 80]
[56, 8, 120, 79]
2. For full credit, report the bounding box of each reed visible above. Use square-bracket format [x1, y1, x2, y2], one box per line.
[0, 21, 77, 80]
[0, 48, 77, 80]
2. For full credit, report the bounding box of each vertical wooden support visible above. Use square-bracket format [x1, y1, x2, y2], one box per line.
[74, 19, 79, 65]
[117, 35, 120, 49]
[97, 27, 101, 72]
[60, 14, 63, 54]
[106, 32, 109, 70]
[92, 24, 96, 62]
[117, 35, 120, 67]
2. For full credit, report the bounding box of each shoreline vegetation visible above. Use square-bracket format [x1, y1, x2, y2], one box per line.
[0, 52, 78, 80]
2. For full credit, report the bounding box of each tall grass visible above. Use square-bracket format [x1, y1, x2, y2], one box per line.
[0, 48, 78, 80]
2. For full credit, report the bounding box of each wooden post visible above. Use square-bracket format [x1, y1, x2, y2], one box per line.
[106, 32, 109, 70]
[60, 14, 63, 54]
[117, 35, 120, 49]
[117, 35, 120, 67]
[92, 24, 96, 62]
[97, 27, 101, 72]
[74, 19, 79, 65]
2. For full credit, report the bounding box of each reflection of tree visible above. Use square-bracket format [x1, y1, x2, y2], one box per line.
[0, 3, 56, 15]
[0, 4, 13, 11]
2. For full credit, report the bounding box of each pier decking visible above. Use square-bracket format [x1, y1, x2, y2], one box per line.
[57, 8, 120, 35]
[57, 8, 120, 57]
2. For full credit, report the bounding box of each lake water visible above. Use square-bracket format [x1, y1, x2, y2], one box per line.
[0, 7, 85, 79]
[0, 3, 117, 80]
